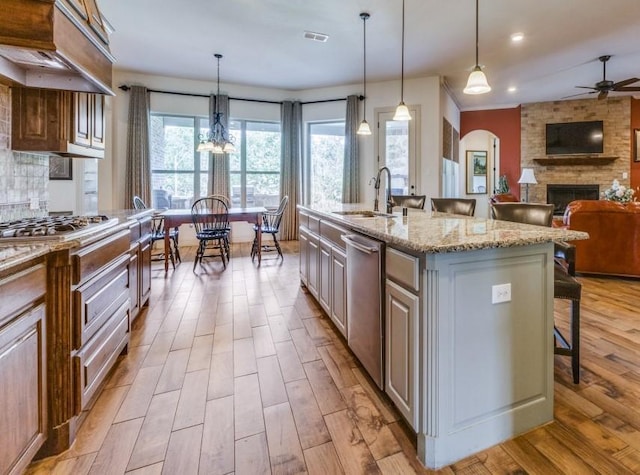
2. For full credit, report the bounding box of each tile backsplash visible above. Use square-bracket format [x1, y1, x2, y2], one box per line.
[0, 84, 49, 221]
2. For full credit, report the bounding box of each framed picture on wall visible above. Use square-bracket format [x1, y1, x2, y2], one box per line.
[635, 129, 640, 162]
[49, 157, 73, 180]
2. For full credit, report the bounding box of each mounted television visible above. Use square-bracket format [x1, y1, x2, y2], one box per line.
[545, 120, 604, 155]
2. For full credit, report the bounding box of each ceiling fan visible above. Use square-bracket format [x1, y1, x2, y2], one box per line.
[566, 55, 640, 100]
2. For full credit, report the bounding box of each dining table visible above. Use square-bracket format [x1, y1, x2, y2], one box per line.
[160, 206, 267, 272]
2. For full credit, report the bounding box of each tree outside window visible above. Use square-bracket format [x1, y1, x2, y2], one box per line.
[309, 121, 345, 206]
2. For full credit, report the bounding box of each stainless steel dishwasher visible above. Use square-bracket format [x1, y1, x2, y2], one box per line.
[341, 233, 384, 389]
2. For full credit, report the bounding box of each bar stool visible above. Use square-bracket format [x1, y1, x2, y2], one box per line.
[553, 265, 581, 384]
[491, 202, 581, 383]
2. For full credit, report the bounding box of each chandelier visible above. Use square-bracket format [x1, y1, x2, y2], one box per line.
[197, 53, 236, 154]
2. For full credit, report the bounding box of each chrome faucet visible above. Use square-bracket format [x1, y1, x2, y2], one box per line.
[373, 166, 393, 214]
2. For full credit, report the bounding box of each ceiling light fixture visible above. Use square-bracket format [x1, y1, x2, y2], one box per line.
[197, 53, 236, 154]
[393, 0, 411, 121]
[510, 32, 524, 42]
[508, 86, 517, 93]
[463, 0, 491, 95]
[357, 12, 372, 135]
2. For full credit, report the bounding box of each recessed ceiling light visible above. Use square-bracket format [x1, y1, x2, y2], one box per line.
[510, 32, 524, 43]
[303, 31, 329, 42]
[508, 86, 517, 93]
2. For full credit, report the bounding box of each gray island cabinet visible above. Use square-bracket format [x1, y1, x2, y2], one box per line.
[298, 203, 587, 469]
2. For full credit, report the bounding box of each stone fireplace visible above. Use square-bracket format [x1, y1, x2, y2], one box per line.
[547, 184, 599, 215]
[520, 97, 631, 205]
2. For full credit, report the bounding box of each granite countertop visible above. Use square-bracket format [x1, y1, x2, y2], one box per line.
[299, 203, 589, 254]
[0, 243, 50, 273]
[0, 209, 153, 271]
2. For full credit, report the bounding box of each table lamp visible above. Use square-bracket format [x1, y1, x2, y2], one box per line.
[518, 168, 537, 202]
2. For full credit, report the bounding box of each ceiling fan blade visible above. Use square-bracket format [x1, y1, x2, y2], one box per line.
[575, 86, 598, 90]
[562, 91, 597, 99]
[614, 86, 640, 92]
[612, 78, 640, 89]
[598, 90, 608, 100]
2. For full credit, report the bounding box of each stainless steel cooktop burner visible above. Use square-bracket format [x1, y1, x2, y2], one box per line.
[0, 215, 114, 240]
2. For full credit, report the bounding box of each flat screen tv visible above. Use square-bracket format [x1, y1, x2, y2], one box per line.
[545, 120, 604, 155]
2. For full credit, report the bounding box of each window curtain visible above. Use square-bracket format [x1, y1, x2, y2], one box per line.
[125, 85, 151, 208]
[279, 100, 302, 241]
[342, 95, 360, 203]
[207, 94, 231, 198]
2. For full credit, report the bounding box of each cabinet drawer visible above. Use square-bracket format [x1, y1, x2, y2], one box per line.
[386, 248, 420, 292]
[309, 214, 321, 234]
[299, 211, 309, 229]
[139, 215, 152, 239]
[128, 219, 141, 243]
[73, 254, 130, 348]
[320, 220, 347, 250]
[74, 302, 129, 410]
[0, 263, 46, 325]
[71, 230, 130, 284]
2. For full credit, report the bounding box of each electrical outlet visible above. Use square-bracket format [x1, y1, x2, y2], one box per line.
[623, 172, 628, 179]
[492, 283, 511, 304]
[30, 197, 39, 210]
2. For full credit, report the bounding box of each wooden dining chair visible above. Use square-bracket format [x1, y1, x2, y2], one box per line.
[132, 195, 181, 268]
[191, 197, 231, 270]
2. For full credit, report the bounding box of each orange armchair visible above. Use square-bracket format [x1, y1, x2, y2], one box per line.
[564, 200, 640, 277]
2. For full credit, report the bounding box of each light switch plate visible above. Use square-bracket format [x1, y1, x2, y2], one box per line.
[492, 283, 511, 304]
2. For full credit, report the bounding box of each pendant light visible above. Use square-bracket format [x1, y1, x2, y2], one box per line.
[463, 0, 491, 95]
[197, 53, 236, 153]
[393, 0, 411, 121]
[357, 12, 372, 135]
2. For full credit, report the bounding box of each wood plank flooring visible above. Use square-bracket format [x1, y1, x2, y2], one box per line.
[26, 242, 640, 474]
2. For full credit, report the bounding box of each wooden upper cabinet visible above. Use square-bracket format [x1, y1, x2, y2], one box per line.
[12, 87, 106, 158]
[91, 94, 105, 150]
[74, 92, 92, 148]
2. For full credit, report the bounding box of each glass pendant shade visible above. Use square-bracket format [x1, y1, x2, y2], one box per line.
[357, 12, 371, 136]
[463, 0, 491, 96]
[464, 66, 491, 94]
[357, 119, 372, 135]
[393, 102, 412, 121]
[395, 0, 411, 121]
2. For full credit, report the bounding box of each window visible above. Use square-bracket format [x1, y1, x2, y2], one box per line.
[308, 121, 345, 205]
[150, 114, 210, 208]
[229, 120, 281, 207]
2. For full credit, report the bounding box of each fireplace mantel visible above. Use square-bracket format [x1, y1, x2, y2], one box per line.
[533, 156, 618, 166]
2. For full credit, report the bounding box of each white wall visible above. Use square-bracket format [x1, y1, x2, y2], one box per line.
[460, 130, 498, 218]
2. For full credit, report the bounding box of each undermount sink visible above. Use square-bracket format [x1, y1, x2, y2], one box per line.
[332, 210, 394, 218]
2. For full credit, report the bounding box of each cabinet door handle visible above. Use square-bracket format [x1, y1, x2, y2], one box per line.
[341, 235, 379, 254]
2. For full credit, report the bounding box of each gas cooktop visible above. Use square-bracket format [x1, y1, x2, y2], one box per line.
[0, 215, 118, 241]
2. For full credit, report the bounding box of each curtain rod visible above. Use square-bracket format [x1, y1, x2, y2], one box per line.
[118, 85, 361, 105]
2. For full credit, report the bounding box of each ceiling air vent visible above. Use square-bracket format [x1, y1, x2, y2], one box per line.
[303, 31, 329, 42]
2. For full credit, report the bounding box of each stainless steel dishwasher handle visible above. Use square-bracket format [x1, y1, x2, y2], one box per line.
[341, 235, 380, 254]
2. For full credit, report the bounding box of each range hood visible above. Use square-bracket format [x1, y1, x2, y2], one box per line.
[0, 0, 114, 95]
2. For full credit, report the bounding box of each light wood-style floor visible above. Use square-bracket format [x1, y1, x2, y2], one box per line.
[26, 242, 640, 474]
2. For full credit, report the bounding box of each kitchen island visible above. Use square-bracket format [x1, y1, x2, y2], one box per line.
[298, 203, 588, 469]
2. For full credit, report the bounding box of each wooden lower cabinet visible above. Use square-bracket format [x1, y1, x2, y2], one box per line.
[0, 302, 47, 475]
[299, 228, 309, 286]
[139, 236, 151, 307]
[385, 279, 419, 430]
